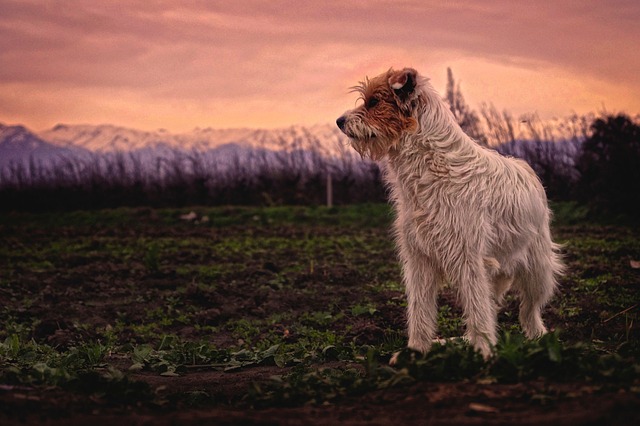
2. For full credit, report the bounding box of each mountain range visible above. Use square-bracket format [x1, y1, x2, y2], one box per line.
[0, 122, 351, 168]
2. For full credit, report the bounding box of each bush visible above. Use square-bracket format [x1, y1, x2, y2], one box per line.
[576, 114, 640, 216]
[0, 147, 387, 211]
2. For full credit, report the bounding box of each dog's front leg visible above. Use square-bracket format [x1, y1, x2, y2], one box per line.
[390, 251, 440, 365]
[455, 259, 498, 359]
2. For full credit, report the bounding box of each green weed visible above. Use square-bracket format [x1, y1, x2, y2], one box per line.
[143, 242, 161, 274]
[249, 330, 639, 407]
[351, 303, 378, 317]
[437, 305, 464, 337]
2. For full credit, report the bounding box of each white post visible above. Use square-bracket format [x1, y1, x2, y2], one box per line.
[326, 172, 333, 208]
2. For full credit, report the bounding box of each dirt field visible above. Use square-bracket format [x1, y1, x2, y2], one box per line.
[1, 204, 638, 425]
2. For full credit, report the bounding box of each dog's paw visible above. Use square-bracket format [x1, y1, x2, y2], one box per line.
[389, 351, 401, 366]
[432, 337, 449, 345]
[467, 336, 494, 361]
[389, 347, 425, 366]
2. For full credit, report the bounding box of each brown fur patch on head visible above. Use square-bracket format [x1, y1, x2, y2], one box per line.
[344, 69, 419, 160]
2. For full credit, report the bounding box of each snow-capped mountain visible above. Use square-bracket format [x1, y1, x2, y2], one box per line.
[39, 123, 349, 155]
[0, 123, 82, 167]
[39, 124, 177, 152]
[0, 121, 360, 185]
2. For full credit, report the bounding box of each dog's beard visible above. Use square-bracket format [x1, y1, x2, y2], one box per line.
[344, 121, 397, 160]
[350, 137, 395, 161]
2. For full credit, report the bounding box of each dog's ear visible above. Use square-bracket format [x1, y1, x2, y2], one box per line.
[388, 68, 418, 102]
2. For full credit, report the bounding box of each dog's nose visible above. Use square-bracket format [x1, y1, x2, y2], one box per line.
[336, 116, 346, 131]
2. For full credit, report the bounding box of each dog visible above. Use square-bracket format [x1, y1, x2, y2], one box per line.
[336, 68, 563, 361]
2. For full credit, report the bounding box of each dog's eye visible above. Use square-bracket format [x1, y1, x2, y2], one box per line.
[366, 97, 380, 109]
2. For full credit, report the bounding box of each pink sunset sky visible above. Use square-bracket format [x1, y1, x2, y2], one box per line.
[1, 0, 639, 132]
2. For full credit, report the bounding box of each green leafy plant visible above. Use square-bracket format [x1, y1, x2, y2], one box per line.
[143, 242, 161, 274]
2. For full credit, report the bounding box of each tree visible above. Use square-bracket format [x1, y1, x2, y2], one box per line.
[576, 114, 640, 215]
[444, 68, 487, 145]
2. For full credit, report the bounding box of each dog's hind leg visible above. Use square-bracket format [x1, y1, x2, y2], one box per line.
[492, 272, 514, 307]
[485, 257, 513, 307]
[513, 236, 562, 339]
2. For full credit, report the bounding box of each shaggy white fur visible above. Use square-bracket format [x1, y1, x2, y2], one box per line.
[337, 68, 564, 360]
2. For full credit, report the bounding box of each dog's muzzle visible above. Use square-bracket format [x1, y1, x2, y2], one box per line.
[336, 116, 347, 132]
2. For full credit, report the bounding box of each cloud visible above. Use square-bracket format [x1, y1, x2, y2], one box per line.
[1, 0, 639, 131]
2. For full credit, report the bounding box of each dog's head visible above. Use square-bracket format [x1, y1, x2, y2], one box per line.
[336, 68, 422, 160]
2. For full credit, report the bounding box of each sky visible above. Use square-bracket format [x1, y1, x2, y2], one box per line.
[1, 0, 639, 133]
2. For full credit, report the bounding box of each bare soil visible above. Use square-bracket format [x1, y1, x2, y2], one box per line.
[0, 206, 638, 425]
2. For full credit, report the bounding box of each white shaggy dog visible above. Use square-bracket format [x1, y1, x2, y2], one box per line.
[336, 68, 564, 361]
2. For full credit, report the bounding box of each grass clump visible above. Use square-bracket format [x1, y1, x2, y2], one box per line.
[248, 330, 639, 407]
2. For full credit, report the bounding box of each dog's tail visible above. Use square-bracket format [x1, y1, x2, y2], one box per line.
[549, 239, 566, 287]
[547, 207, 567, 285]
[529, 225, 565, 298]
